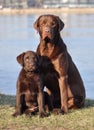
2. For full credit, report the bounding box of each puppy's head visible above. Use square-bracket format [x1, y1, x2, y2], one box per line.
[17, 51, 39, 72]
[34, 14, 64, 42]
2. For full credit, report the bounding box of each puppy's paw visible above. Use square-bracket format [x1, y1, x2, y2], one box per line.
[25, 107, 38, 116]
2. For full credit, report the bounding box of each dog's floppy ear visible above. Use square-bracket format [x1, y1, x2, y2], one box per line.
[33, 19, 38, 30]
[16, 52, 25, 66]
[57, 16, 64, 31]
[33, 16, 42, 31]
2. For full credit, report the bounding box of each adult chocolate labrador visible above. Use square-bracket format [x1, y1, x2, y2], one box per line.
[34, 14, 86, 114]
[13, 51, 47, 117]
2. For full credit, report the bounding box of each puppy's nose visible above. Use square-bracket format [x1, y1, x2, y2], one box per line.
[29, 63, 35, 68]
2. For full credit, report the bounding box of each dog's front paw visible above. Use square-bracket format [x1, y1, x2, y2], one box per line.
[39, 111, 49, 118]
[12, 111, 21, 117]
[52, 108, 64, 115]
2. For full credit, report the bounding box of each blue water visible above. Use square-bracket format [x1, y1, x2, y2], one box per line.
[0, 13, 94, 99]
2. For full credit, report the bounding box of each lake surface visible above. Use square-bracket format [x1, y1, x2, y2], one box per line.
[0, 13, 94, 99]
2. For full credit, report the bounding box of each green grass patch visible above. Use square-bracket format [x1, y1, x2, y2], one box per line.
[0, 94, 94, 130]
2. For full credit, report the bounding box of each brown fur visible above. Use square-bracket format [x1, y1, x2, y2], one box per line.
[12, 51, 47, 117]
[34, 14, 86, 114]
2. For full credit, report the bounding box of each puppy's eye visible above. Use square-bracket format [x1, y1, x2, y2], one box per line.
[32, 57, 37, 62]
[34, 58, 37, 62]
[25, 57, 29, 61]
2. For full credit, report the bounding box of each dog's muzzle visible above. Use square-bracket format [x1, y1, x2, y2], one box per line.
[42, 27, 52, 40]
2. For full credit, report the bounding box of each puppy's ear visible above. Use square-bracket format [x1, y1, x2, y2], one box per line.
[36, 54, 41, 67]
[57, 16, 64, 31]
[37, 54, 40, 61]
[16, 52, 25, 66]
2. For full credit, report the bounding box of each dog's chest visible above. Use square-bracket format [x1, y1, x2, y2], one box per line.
[39, 42, 55, 57]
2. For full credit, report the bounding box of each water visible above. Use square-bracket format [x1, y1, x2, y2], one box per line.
[0, 13, 94, 99]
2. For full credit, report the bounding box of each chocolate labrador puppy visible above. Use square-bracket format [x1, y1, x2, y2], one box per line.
[13, 51, 47, 117]
[34, 14, 86, 114]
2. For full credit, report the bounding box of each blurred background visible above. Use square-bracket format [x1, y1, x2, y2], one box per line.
[0, 0, 94, 9]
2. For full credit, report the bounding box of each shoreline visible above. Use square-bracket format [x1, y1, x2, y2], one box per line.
[0, 7, 94, 15]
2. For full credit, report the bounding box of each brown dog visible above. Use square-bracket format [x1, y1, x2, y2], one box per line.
[13, 51, 47, 117]
[34, 14, 86, 114]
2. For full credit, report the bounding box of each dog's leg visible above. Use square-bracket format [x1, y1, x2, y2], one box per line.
[58, 75, 68, 114]
[12, 93, 22, 117]
[12, 81, 24, 117]
[37, 88, 48, 118]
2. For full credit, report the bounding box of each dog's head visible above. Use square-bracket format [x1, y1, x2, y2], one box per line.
[34, 14, 64, 42]
[17, 51, 39, 72]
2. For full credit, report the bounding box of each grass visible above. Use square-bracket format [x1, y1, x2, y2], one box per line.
[0, 94, 94, 130]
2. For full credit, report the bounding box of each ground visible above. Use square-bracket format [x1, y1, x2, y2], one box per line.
[0, 94, 94, 130]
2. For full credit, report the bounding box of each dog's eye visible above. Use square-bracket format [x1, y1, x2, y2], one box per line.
[52, 21, 56, 27]
[40, 20, 46, 26]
